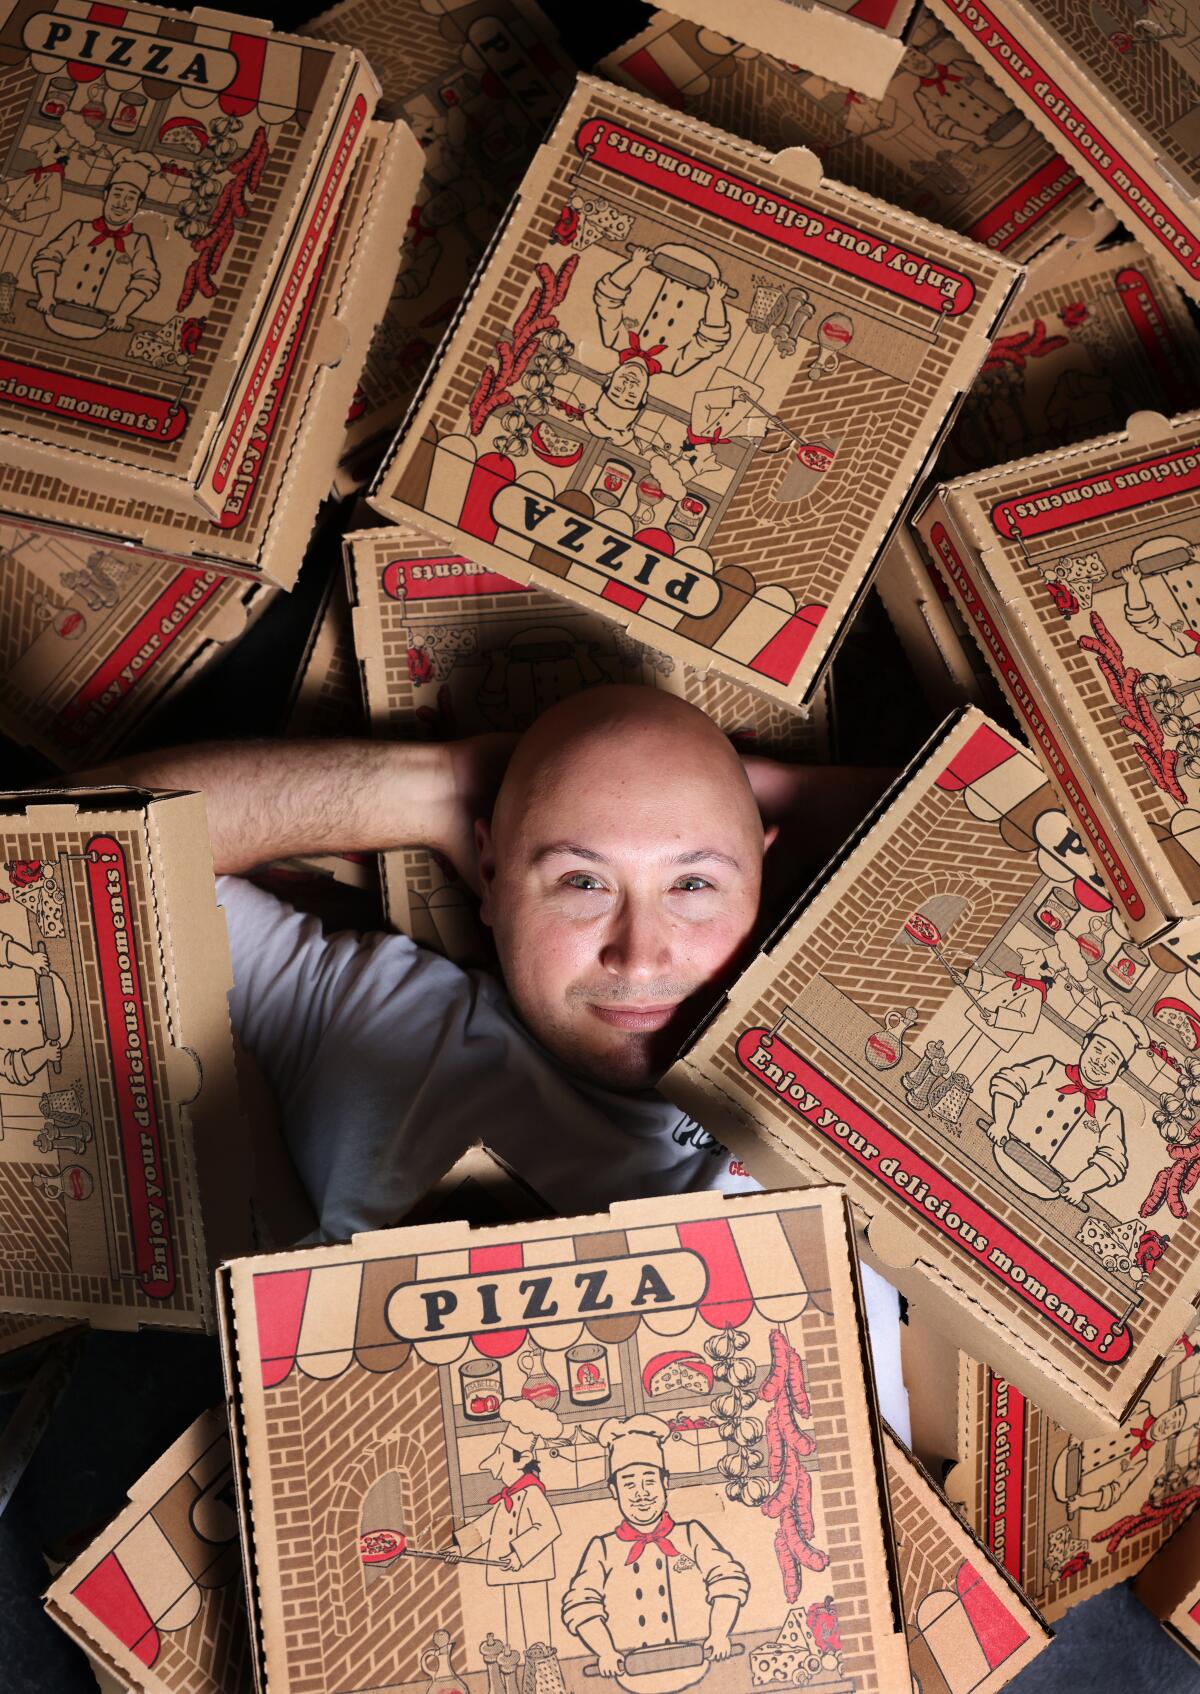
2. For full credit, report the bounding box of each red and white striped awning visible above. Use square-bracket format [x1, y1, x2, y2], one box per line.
[28, 0, 302, 123]
[252, 1213, 814, 1386]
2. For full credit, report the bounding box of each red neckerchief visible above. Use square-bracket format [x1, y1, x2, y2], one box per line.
[1128, 1413, 1158, 1458]
[616, 1512, 679, 1566]
[686, 424, 732, 446]
[89, 217, 132, 252]
[1005, 972, 1049, 1000]
[619, 332, 666, 375]
[920, 65, 964, 94]
[406, 204, 433, 248]
[160, 162, 191, 178]
[487, 1474, 545, 1514]
[26, 162, 65, 180]
[1057, 1063, 1107, 1117]
[1182, 629, 1200, 652]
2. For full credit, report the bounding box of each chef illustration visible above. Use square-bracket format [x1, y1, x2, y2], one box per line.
[1052, 1365, 1200, 1518]
[448, 1398, 564, 1651]
[1118, 540, 1200, 659]
[0, 932, 70, 1086]
[561, 1415, 749, 1693]
[985, 1010, 1145, 1206]
[940, 941, 1060, 1088]
[907, 42, 1032, 148]
[549, 360, 654, 451]
[0, 126, 81, 298]
[31, 155, 160, 335]
[593, 244, 733, 380]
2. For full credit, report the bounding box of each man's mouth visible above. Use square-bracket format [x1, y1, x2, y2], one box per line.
[587, 1003, 680, 1033]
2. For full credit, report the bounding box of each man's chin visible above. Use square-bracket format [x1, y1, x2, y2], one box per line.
[545, 1026, 672, 1093]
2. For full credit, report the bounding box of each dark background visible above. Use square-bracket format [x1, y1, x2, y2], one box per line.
[3, 2, 1200, 1690]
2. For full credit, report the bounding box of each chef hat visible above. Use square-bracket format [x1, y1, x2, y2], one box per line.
[497, 1398, 564, 1449]
[1089, 1009, 1146, 1064]
[598, 1414, 671, 1477]
[107, 155, 154, 196]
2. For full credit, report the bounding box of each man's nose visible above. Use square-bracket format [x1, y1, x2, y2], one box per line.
[599, 894, 672, 981]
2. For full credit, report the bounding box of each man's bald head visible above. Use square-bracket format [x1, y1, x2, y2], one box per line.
[477, 685, 771, 1090]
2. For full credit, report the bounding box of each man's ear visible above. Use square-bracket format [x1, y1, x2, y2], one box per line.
[476, 817, 497, 927]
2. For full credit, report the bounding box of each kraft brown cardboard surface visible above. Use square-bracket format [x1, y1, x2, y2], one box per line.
[0, 115, 422, 589]
[915, 407, 1200, 941]
[1134, 1503, 1200, 1663]
[43, 1407, 253, 1694]
[219, 1186, 912, 1694]
[947, 1325, 1200, 1623]
[0, 3, 379, 514]
[346, 522, 830, 956]
[883, 1426, 1050, 1689]
[0, 785, 245, 1330]
[599, 6, 1115, 272]
[301, 0, 574, 487]
[926, 0, 1200, 307]
[633, 0, 918, 101]
[879, 240, 1200, 713]
[0, 520, 276, 769]
[369, 75, 1020, 710]
[663, 708, 1200, 1434]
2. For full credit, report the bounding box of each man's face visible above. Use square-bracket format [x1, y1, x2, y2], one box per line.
[612, 1464, 667, 1526]
[481, 1439, 524, 1483]
[1080, 1033, 1126, 1087]
[104, 181, 140, 225]
[478, 715, 766, 1090]
[606, 364, 648, 409]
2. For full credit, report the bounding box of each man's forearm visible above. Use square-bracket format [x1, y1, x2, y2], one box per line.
[81, 739, 455, 875]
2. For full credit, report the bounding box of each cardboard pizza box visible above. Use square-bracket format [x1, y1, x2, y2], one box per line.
[1134, 1499, 1200, 1663]
[947, 1324, 1200, 1625]
[631, 0, 918, 102]
[346, 520, 831, 956]
[0, 519, 277, 770]
[914, 406, 1200, 942]
[899, 1308, 963, 1475]
[0, 784, 246, 1330]
[883, 1424, 1051, 1689]
[301, 0, 574, 488]
[0, 4, 383, 515]
[0, 114, 422, 591]
[0, 1309, 77, 1358]
[217, 1185, 912, 1694]
[368, 74, 1020, 711]
[598, 6, 1116, 273]
[662, 707, 1200, 1435]
[43, 1407, 253, 1694]
[879, 240, 1200, 713]
[927, 0, 1200, 308]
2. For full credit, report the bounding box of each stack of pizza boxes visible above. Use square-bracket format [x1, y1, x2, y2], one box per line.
[0, 0, 425, 770]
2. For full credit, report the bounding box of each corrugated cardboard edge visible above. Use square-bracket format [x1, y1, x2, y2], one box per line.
[875, 523, 989, 714]
[1135, 1504, 1200, 1660]
[660, 0, 914, 99]
[220, 1186, 913, 1693]
[43, 1406, 237, 1694]
[929, 0, 1200, 306]
[663, 707, 1200, 1435]
[913, 413, 1200, 939]
[368, 72, 1023, 711]
[898, 1308, 962, 1476]
[884, 1423, 1052, 1686]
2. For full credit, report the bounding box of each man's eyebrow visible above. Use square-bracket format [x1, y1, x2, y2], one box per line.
[531, 843, 743, 870]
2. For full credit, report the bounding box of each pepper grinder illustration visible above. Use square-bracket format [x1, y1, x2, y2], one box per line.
[518, 1344, 560, 1410]
[481, 1633, 506, 1694]
[903, 1040, 949, 1111]
[421, 1630, 469, 1694]
[499, 1644, 522, 1694]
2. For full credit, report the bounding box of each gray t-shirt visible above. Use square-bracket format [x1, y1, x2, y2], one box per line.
[218, 875, 909, 1436]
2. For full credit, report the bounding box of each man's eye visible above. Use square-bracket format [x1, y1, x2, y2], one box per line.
[674, 876, 713, 893]
[564, 873, 606, 891]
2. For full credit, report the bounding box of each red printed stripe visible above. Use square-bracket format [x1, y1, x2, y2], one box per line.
[72, 1553, 159, 1667]
[576, 118, 976, 316]
[990, 446, 1200, 541]
[931, 521, 1147, 921]
[965, 156, 1082, 250]
[470, 1241, 526, 1358]
[734, 1027, 1131, 1363]
[85, 835, 175, 1300]
[1115, 267, 1189, 413]
[616, 47, 686, 108]
[55, 570, 222, 743]
[0, 357, 187, 441]
[382, 558, 523, 601]
[985, 1371, 1026, 1584]
[929, 0, 1200, 279]
[254, 1267, 311, 1388]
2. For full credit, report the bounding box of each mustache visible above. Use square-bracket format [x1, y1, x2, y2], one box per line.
[569, 981, 696, 1005]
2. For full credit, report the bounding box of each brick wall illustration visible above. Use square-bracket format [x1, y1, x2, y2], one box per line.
[0, 551, 65, 672]
[0, 1162, 70, 1274]
[154, 1578, 253, 1694]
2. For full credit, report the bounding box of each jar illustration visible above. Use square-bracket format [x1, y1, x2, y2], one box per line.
[517, 1344, 560, 1410]
[421, 1630, 470, 1694]
[1077, 918, 1106, 964]
[666, 492, 708, 542]
[865, 1007, 917, 1070]
[590, 458, 632, 509]
[459, 1358, 502, 1420]
[40, 77, 73, 121]
[566, 1341, 611, 1406]
[110, 90, 146, 136]
[1105, 941, 1149, 992]
[1035, 885, 1078, 934]
[80, 92, 108, 127]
